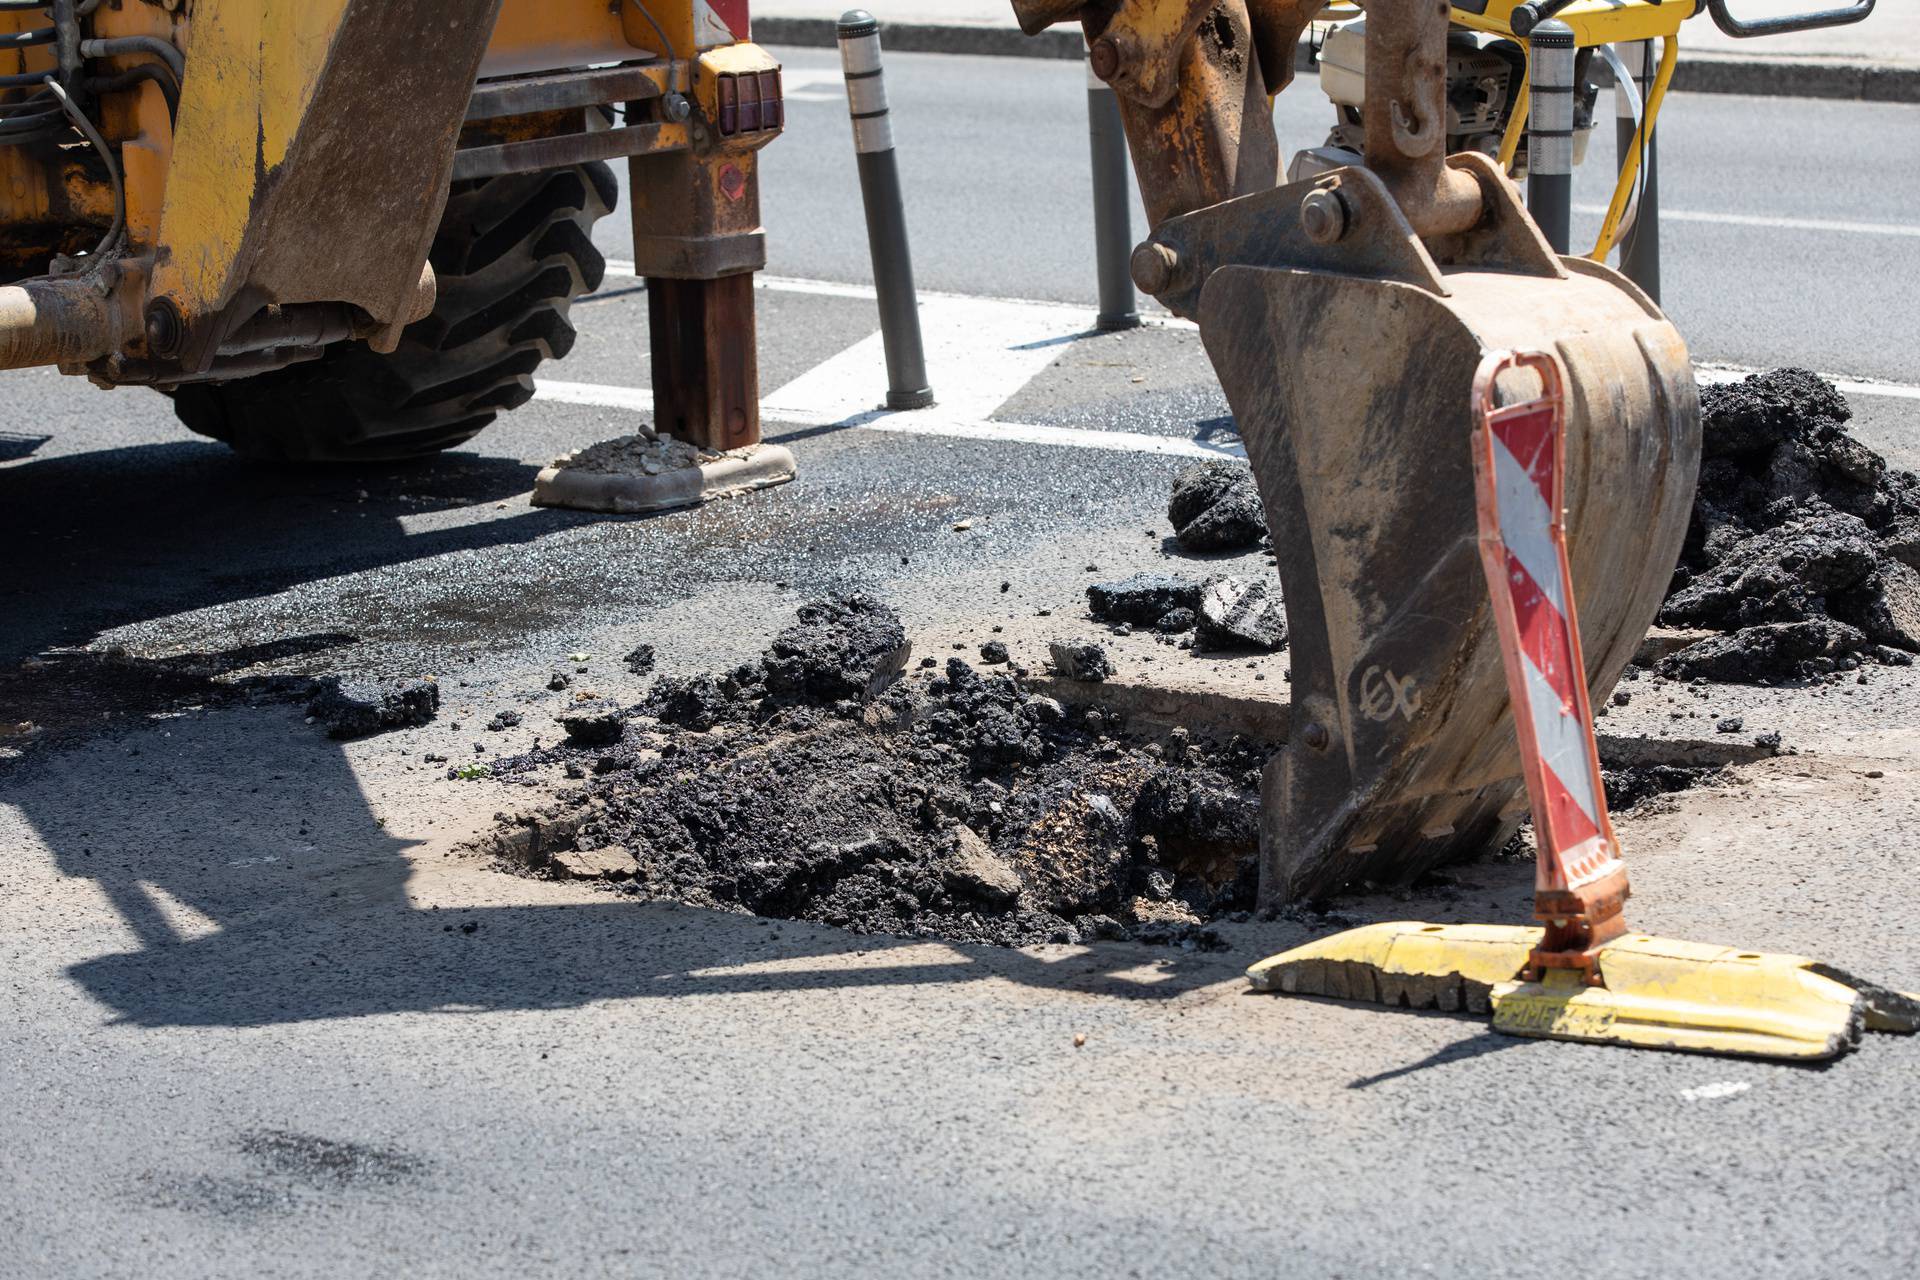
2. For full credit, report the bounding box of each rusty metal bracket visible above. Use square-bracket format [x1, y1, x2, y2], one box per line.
[466, 62, 665, 120]
[1427, 152, 1566, 279]
[1132, 165, 1447, 321]
[452, 123, 683, 181]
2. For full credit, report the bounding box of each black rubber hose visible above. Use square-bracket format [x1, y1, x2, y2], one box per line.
[0, 97, 64, 134]
[84, 62, 177, 121]
[1510, 0, 1579, 37]
[45, 76, 122, 255]
[77, 35, 183, 83]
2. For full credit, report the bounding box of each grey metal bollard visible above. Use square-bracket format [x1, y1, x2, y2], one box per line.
[1086, 56, 1139, 331]
[838, 10, 933, 410]
[1614, 39, 1661, 303]
[1526, 20, 1576, 255]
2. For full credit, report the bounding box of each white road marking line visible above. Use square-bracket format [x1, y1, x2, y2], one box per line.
[536, 379, 655, 412]
[1573, 205, 1920, 239]
[769, 401, 1244, 459]
[1695, 363, 1920, 402]
[778, 69, 846, 102]
[1678, 1080, 1751, 1102]
[534, 378, 1242, 460]
[601, 258, 1198, 329]
[557, 273, 1920, 458]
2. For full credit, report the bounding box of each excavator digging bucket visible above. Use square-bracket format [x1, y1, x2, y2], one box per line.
[1167, 162, 1700, 904]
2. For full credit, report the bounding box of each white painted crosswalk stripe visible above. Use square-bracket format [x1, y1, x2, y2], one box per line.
[535, 378, 1243, 460]
[550, 272, 1920, 458]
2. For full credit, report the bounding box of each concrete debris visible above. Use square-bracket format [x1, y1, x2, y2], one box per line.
[1662, 511, 1878, 631]
[1195, 575, 1287, 652]
[1048, 640, 1113, 683]
[1087, 573, 1201, 626]
[644, 672, 735, 731]
[1167, 461, 1266, 552]
[552, 434, 703, 477]
[551, 847, 640, 880]
[304, 677, 438, 740]
[559, 700, 624, 746]
[944, 825, 1022, 905]
[533, 436, 796, 514]
[1660, 369, 1920, 683]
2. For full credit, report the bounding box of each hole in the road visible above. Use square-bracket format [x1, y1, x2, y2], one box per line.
[475, 595, 1274, 953]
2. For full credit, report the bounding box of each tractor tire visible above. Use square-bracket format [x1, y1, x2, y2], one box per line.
[170, 161, 618, 462]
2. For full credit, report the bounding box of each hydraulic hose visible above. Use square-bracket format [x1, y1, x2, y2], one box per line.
[84, 61, 177, 121]
[77, 35, 183, 84]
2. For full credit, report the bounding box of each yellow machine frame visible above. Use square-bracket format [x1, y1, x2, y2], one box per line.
[0, 0, 782, 450]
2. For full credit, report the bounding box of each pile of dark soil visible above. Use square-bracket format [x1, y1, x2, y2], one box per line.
[1601, 762, 1720, 812]
[480, 596, 1267, 949]
[1167, 461, 1266, 552]
[1659, 369, 1920, 684]
[1085, 571, 1286, 653]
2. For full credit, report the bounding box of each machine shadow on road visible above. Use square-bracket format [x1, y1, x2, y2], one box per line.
[0, 438, 603, 663]
[12, 694, 1260, 1032]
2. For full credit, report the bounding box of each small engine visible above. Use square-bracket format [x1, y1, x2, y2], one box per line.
[1291, 18, 1597, 183]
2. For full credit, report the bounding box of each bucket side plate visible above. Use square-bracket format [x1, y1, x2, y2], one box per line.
[1199, 261, 1699, 903]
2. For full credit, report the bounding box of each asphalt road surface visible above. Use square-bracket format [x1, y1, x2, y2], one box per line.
[5, 48, 1920, 1279]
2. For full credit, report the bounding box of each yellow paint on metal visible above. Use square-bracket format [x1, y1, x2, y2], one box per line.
[1492, 935, 1863, 1060]
[1250, 922, 1889, 1061]
[1497, 50, 1530, 172]
[1589, 32, 1677, 262]
[151, 0, 354, 320]
[1111, 0, 1217, 109]
[1452, 0, 1686, 46]
[1247, 921, 1537, 993]
[483, 0, 638, 78]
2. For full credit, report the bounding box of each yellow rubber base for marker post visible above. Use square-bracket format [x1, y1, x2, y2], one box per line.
[1248, 922, 1920, 1062]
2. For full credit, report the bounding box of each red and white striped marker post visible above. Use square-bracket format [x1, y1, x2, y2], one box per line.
[1471, 351, 1632, 981]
